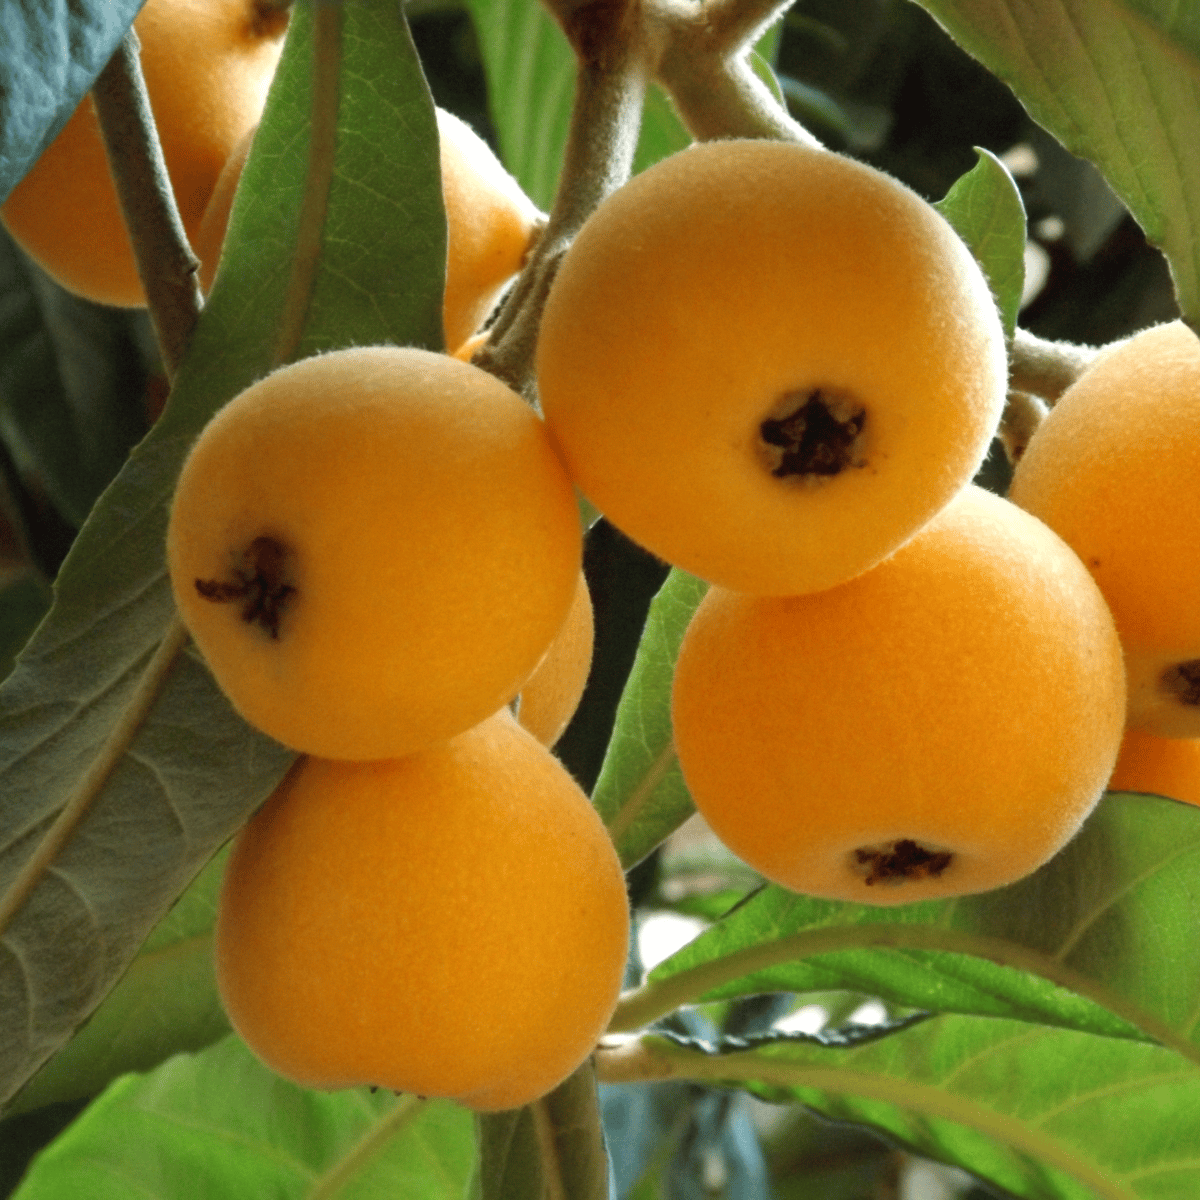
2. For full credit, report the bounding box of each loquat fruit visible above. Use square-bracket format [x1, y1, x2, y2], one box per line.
[215, 709, 630, 1111]
[166, 346, 581, 761]
[516, 570, 594, 746]
[1008, 321, 1200, 737]
[535, 139, 1007, 596]
[671, 486, 1126, 905]
[1107, 728, 1200, 808]
[1, 0, 286, 308]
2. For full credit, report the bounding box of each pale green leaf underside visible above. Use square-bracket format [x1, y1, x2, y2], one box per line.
[914, 0, 1200, 323]
[644, 1013, 1200, 1200]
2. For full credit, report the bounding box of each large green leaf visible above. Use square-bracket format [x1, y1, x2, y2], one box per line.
[913, 0, 1200, 324]
[613, 792, 1200, 1061]
[591, 568, 708, 869]
[0, 0, 145, 203]
[606, 1015, 1200, 1200]
[8, 850, 231, 1115]
[11, 1035, 476, 1199]
[0, 0, 446, 1110]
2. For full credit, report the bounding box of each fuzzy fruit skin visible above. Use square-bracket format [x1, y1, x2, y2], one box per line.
[1009, 321, 1200, 737]
[166, 346, 581, 761]
[0, 0, 285, 308]
[536, 140, 1007, 596]
[215, 711, 630, 1111]
[194, 109, 541, 352]
[517, 571, 594, 746]
[671, 486, 1125, 905]
[1107, 729, 1200, 808]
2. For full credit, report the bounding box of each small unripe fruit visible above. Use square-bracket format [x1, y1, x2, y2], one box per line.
[536, 139, 1007, 595]
[672, 487, 1125, 904]
[1009, 321, 1200, 737]
[215, 710, 631, 1111]
[166, 346, 581, 761]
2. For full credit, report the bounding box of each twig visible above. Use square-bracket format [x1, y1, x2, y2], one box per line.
[650, 0, 820, 146]
[998, 388, 1048, 465]
[1009, 328, 1100, 404]
[91, 30, 203, 381]
[474, 0, 647, 402]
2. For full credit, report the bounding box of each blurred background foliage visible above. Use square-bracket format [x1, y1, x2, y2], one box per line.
[0, 0, 1182, 1196]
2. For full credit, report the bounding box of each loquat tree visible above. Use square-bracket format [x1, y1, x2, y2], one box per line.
[0, 0, 1198, 1197]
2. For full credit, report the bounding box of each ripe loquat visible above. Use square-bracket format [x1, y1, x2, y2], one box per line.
[1, 0, 286, 308]
[535, 140, 1007, 596]
[166, 346, 581, 761]
[516, 570, 594, 746]
[1009, 322, 1200, 737]
[1107, 728, 1200, 808]
[671, 486, 1125, 904]
[215, 709, 630, 1111]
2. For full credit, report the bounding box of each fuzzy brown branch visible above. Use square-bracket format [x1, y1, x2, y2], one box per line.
[1009, 327, 1100, 404]
[91, 30, 203, 381]
[998, 388, 1048, 466]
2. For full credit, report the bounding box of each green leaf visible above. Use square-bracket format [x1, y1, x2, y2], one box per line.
[0, 230, 150, 528]
[912, 0, 1200, 325]
[11, 1035, 476, 1200]
[465, 0, 575, 210]
[592, 569, 709, 869]
[613, 792, 1200, 1060]
[0, 0, 145, 203]
[9, 850, 231, 1115]
[0, 0, 446, 1110]
[935, 147, 1027, 339]
[623, 1015, 1200, 1200]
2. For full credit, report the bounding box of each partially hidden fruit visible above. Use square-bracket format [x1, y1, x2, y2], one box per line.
[536, 139, 1007, 596]
[195, 109, 543, 354]
[1, 0, 286, 307]
[166, 346, 581, 761]
[1009, 321, 1200, 737]
[517, 571, 594, 746]
[215, 710, 630, 1111]
[1107, 729, 1200, 808]
[671, 486, 1125, 905]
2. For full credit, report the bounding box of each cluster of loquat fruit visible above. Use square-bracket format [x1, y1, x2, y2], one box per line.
[13, 0, 1200, 1112]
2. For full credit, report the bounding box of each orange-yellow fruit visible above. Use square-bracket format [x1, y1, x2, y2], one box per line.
[671, 486, 1125, 905]
[166, 346, 581, 761]
[1, 0, 285, 307]
[1107, 729, 1200, 807]
[517, 571, 594, 746]
[194, 109, 542, 352]
[215, 710, 630, 1111]
[536, 140, 1007, 596]
[1009, 321, 1200, 738]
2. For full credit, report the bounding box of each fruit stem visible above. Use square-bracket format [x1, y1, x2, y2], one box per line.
[474, 40, 646, 402]
[91, 30, 203, 382]
[1009, 328, 1101, 404]
[649, 0, 821, 146]
[998, 388, 1049, 466]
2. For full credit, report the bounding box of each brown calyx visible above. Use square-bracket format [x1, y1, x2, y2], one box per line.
[852, 839, 953, 887]
[758, 389, 867, 481]
[195, 535, 296, 640]
[1161, 660, 1200, 707]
